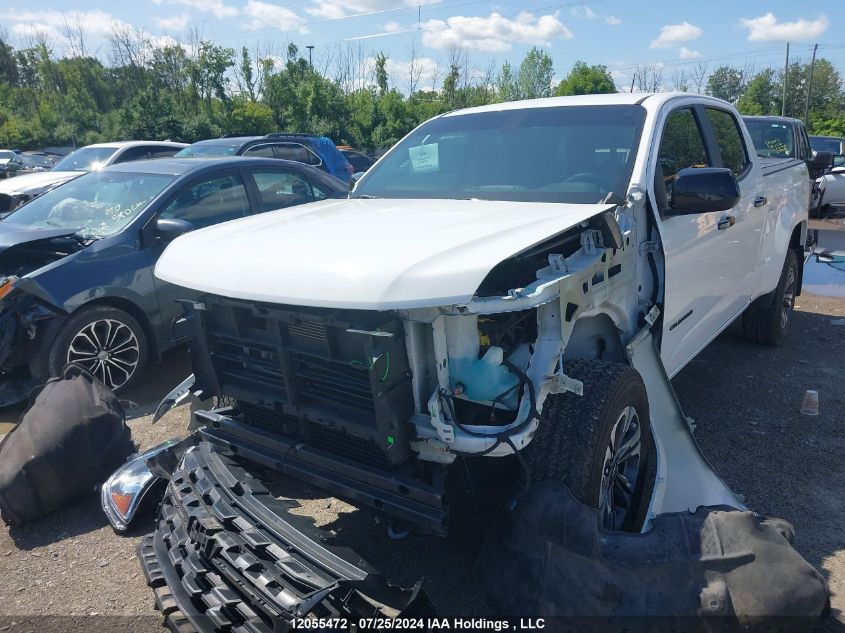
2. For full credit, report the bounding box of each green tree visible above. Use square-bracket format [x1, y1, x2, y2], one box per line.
[496, 47, 555, 102]
[555, 61, 616, 96]
[737, 69, 779, 115]
[706, 66, 745, 104]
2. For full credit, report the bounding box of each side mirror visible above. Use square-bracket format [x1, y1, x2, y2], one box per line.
[812, 150, 834, 170]
[349, 172, 365, 190]
[156, 217, 194, 241]
[669, 167, 740, 215]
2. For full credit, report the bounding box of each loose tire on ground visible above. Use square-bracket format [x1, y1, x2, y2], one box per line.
[48, 305, 148, 394]
[742, 249, 799, 346]
[523, 359, 653, 532]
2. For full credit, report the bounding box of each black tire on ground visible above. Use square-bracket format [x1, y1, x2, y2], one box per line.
[48, 304, 148, 394]
[523, 359, 653, 532]
[742, 248, 799, 346]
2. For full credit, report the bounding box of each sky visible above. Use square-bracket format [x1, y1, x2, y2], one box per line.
[0, 0, 842, 92]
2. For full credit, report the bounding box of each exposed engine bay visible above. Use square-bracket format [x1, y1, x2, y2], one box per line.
[165, 198, 736, 537]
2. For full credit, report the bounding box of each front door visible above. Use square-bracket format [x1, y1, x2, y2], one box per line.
[654, 104, 763, 376]
[147, 169, 252, 343]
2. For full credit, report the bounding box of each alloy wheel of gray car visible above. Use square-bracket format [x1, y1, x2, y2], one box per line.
[598, 405, 644, 531]
[66, 318, 141, 391]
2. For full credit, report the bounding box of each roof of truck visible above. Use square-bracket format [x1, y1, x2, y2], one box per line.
[441, 92, 738, 118]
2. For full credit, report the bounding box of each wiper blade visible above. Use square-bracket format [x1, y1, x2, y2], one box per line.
[352, 194, 380, 199]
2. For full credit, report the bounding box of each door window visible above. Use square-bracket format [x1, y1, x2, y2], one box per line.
[161, 172, 250, 229]
[656, 108, 711, 208]
[147, 146, 181, 158]
[251, 170, 315, 211]
[243, 144, 276, 158]
[274, 143, 321, 166]
[704, 108, 749, 177]
[112, 146, 151, 164]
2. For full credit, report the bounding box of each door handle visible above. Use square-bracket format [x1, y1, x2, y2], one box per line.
[717, 215, 736, 230]
[754, 196, 767, 207]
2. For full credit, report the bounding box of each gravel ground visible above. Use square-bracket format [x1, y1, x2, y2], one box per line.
[0, 293, 843, 630]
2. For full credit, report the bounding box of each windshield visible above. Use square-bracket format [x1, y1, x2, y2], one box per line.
[744, 119, 795, 158]
[5, 170, 175, 238]
[0, 151, 14, 161]
[52, 147, 117, 172]
[176, 143, 239, 157]
[810, 137, 842, 154]
[354, 105, 646, 203]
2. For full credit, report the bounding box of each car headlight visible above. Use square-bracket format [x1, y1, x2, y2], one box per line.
[0, 277, 18, 301]
[101, 438, 180, 531]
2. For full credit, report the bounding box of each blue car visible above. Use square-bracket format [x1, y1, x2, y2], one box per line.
[176, 134, 355, 183]
[0, 156, 347, 400]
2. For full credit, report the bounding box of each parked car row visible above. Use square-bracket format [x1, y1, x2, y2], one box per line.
[0, 133, 362, 399]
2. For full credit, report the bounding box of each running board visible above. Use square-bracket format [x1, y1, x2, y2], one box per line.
[626, 328, 745, 527]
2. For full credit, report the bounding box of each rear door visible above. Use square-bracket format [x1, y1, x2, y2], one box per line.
[653, 103, 763, 376]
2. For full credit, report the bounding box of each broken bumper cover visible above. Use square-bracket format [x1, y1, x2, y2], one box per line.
[139, 440, 434, 633]
[478, 481, 829, 632]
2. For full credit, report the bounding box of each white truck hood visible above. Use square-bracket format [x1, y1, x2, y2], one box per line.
[0, 171, 80, 194]
[155, 198, 615, 309]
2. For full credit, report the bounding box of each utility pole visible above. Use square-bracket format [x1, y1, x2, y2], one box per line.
[804, 43, 819, 123]
[781, 42, 790, 116]
[306, 45, 314, 70]
[630, 74, 635, 93]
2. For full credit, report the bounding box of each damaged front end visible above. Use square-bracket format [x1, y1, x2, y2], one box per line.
[138, 439, 433, 632]
[0, 229, 85, 403]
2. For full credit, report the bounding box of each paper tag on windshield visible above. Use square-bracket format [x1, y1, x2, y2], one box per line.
[409, 143, 439, 173]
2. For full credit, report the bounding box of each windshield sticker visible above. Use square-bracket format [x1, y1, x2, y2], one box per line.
[409, 143, 439, 173]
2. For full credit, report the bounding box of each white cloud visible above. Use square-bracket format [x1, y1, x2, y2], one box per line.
[650, 21, 702, 49]
[0, 9, 133, 37]
[383, 20, 401, 32]
[606, 16, 621, 26]
[739, 13, 828, 42]
[154, 0, 239, 19]
[421, 12, 572, 53]
[242, 0, 307, 32]
[678, 46, 700, 59]
[152, 13, 190, 31]
[570, 6, 597, 19]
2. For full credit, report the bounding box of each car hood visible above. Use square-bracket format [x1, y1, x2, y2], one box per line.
[0, 171, 80, 194]
[0, 222, 79, 254]
[155, 198, 615, 309]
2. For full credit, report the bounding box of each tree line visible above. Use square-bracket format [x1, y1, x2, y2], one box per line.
[0, 28, 843, 152]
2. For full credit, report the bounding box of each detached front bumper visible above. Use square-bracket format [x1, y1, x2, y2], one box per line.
[139, 440, 433, 633]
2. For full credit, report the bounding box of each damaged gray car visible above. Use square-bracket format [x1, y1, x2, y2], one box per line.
[122, 93, 828, 631]
[0, 157, 347, 402]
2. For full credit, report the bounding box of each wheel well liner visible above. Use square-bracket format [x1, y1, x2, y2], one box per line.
[562, 314, 625, 363]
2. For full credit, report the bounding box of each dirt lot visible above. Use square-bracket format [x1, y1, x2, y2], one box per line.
[0, 291, 843, 630]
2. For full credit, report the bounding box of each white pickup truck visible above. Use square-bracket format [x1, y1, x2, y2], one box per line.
[137, 93, 814, 625]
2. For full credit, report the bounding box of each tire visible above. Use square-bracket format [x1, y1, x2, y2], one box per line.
[742, 249, 798, 346]
[48, 305, 148, 394]
[523, 359, 653, 532]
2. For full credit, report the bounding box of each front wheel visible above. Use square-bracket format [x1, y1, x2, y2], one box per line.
[523, 360, 653, 532]
[742, 249, 798, 346]
[48, 305, 148, 393]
